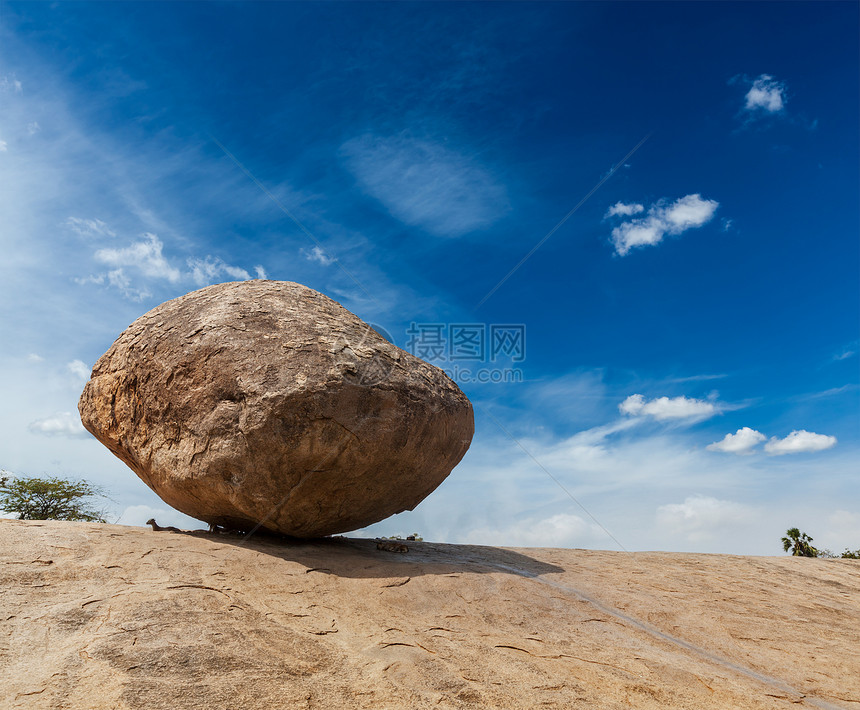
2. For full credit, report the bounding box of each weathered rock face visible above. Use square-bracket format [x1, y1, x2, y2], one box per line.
[78, 280, 473, 537]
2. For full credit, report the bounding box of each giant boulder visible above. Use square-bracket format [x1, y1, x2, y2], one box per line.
[78, 280, 473, 537]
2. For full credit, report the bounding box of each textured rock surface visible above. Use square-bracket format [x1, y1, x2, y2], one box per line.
[3, 520, 860, 709]
[78, 280, 473, 537]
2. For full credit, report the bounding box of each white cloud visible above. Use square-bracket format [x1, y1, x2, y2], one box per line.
[605, 201, 644, 218]
[66, 359, 90, 382]
[744, 74, 786, 113]
[81, 229, 262, 296]
[464, 513, 603, 548]
[619, 393, 719, 422]
[27, 122, 40, 135]
[656, 495, 756, 543]
[360, 405, 860, 554]
[187, 255, 251, 286]
[661, 194, 719, 231]
[302, 245, 335, 266]
[95, 233, 181, 282]
[608, 194, 719, 256]
[706, 427, 766, 455]
[66, 216, 116, 239]
[610, 219, 663, 253]
[0, 140, 7, 152]
[27, 353, 44, 363]
[764, 430, 837, 456]
[341, 134, 508, 237]
[28, 412, 90, 439]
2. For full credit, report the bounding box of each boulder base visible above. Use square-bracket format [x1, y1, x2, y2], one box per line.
[78, 280, 473, 537]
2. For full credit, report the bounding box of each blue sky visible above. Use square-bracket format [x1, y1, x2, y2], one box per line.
[1, 1, 857, 554]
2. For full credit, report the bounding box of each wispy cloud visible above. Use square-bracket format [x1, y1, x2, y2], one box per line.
[368, 400, 860, 553]
[764, 429, 837, 455]
[793, 384, 859, 401]
[706, 427, 766, 455]
[66, 216, 116, 239]
[341, 134, 508, 237]
[66, 359, 90, 382]
[28, 412, 89, 439]
[94, 233, 182, 283]
[832, 342, 858, 362]
[656, 495, 757, 543]
[606, 194, 719, 256]
[619, 393, 719, 422]
[465, 512, 604, 548]
[0, 74, 23, 93]
[667, 373, 728, 384]
[76, 226, 265, 300]
[187, 256, 251, 285]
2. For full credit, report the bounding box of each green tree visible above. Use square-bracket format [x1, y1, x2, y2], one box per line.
[841, 549, 860, 560]
[781, 527, 818, 557]
[0, 473, 108, 522]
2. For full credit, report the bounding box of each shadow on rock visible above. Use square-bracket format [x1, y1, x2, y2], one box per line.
[193, 530, 565, 579]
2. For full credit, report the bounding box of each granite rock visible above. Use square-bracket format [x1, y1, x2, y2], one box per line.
[78, 280, 473, 537]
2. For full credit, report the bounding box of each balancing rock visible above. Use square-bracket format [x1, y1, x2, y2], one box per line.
[78, 280, 473, 537]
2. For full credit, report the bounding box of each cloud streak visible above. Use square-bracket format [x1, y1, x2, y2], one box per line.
[341, 134, 508, 237]
[66, 217, 116, 239]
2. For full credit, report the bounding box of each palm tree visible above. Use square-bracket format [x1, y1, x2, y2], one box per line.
[781, 528, 818, 557]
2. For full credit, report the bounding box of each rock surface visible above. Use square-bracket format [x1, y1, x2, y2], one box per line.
[78, 280, 473, 537]
[2, 520, 859, 710]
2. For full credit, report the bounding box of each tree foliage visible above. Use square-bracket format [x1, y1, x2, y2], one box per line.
[0, 474, 108, 522]
[781, 527, 818, 557]
[781, 528, 859, 559]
